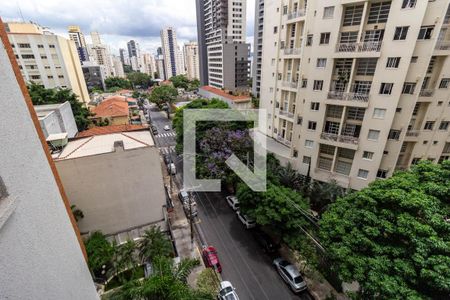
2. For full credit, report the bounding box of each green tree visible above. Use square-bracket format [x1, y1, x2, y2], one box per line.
[138, 226, 173, 263]
[112, 240, 138, 284]
[104, 77, 132, 90]
[28, 82, 91, 131]
[196, 268, 220, 298]
[189, 78, 200, 91]
[149, 85, 178, 109]
[127, 72, 153, 89]
[70, 204, 84, 222]
[123, 65, 133, 74]
[277, 162, 303, 190]
[319, 161, 450, 299]
[84, 231, 115, 275]
[169, 75, 190, 89]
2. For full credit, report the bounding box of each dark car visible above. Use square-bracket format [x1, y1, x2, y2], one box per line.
[202, 246, 222, 273]
[252, 229, 278, 253]
[163, 153, 171, 165]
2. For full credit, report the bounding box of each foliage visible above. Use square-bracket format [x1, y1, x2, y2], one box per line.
[277, 162, 303, 190]
[189, 78, 200, 91]
[105, 77, 132, 90]
[169, 75, 200, 91]
[127, 72, 153, 89]
[112, 240, 139, 284]
[196, 268, 220, 298]
[319, 161, 450, 299]
[28, 82, 91, 131]
[138, 226, 173, 264]
[70, 204, 84, 222]
[251, 96, 260, 108]
[132, 91, 141, 99]
[149, 85, 178, 109]
[308, 180, 346, 213]
[84, 231, 115, 275]
[123, 65, 133, 74]
[105, 266, 145, 291]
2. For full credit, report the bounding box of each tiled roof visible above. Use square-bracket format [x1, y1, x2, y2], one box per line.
[76, 125, 148, 138]
[200, 86, 251, 103]
[91, 98, 129, 118]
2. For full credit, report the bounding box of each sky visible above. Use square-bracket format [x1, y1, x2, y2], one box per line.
[1, 0, 255, 55]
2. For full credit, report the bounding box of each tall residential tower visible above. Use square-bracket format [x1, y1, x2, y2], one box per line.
[184, 42, 200, 80]
[160, 27, 184, 78]
[68, 25, 88, 63]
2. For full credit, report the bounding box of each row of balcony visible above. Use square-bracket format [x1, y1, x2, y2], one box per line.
[287, 9, 306, 20]
[279, 108, 295, 119]
[282, 80, 299, 89]
[435, 40, 450, 51]
[327, 91, 369, 102]
[320, 132, 359, 145]
[336, 41, 382, 53]
[283, 47, 302, 55]
[276, 135, 292, 147]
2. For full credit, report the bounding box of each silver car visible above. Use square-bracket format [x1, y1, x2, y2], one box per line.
[218, 281, 239, 300]
[273, 258, 307, 293]
[226, 196, 240, 210]
[236, 210, 256, 229]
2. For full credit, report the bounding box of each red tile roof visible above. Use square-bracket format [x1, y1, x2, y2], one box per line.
[76, 124, 148, 138]
[200, 86, 251, 103]
[91, 98, 129, 118]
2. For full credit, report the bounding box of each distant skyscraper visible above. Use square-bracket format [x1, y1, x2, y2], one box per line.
[119, 48, 127, 66]
[68, 25, 88, 63]
[195, 0, 250, 92]
[157, 47, 163, 56]
[127, 40, 138, 58]
[252, 0, 264, 97]
[184, 42, 200, 80]
[90, 31, 102, 46]
[160, 27, 183, 78]
[155, 55, 166, 80]
[88, 32, 114, 78]
[112, 55, 125, 78]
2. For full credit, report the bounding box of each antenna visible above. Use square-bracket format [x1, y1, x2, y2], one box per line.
[17, 1, 25, 22]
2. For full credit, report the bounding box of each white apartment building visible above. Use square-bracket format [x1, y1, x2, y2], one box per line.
[155, 55, 166, 80]
[160, 27, 184, 78]
[260, 0, 450, 190]
[253, 0, 265, 97]
[196, 0, 251, 92]
[6, 22, 90, 104]
[68, 25, 88, 63]
[142, 52, 157, 76]
[184, 41, 200, 80]
[112, 55, 125, 78]
[88, 32, 115, 78]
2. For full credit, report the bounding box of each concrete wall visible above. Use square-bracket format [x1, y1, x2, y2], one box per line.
[37, 102, 78, 138]
[55, 145, 166, 235]
[0, 28, 98, 300]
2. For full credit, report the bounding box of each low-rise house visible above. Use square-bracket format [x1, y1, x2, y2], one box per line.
[198, 86, 252, 109]
[90, 97, 129, 126]
[34, 101, 78, 140]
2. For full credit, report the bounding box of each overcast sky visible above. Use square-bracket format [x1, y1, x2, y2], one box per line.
[1, 0, 255, 55]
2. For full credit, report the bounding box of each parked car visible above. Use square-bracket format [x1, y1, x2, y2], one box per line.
[152, 128, 158, 135]
[252, 229, 278, 254]
[273, 258, 307, 293]
[168, 163, 176, 175]
[236, 210, 256, 229]
[218, 281, 239, 300]
[164, 125, 170, 131]
[178, 190, 189, 204]
[202, 246, 222, 273]
[163, 153, 171, 165]
[226, 196, 240, 210]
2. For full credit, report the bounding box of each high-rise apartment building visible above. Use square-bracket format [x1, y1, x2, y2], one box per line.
[184, 42, 200, 80]
[127, 40, 139, 58]
[196, 0, 251, 92]
[0, 20, 98, 299]
[89, 32, 115, 78]
[259, 0, 450, 190]
[155, 55, 166, 80]
[142, 53, 157, 77]
[252, 0, 265, 97]
[112, 55, 125, 78]
[68, 25, 88, 63]
[127, 40, 142, 72]
[119, 48, 127, 66]
[90, 31, 102, 46]
[6, 22, 90, 103]
[160, 27, 184, 78]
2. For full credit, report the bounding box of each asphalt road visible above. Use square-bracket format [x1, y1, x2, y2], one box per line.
[143, 102, 311, 300]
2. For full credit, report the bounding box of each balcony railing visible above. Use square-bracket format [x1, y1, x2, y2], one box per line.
[282, 81, 299, 89]
[276, 135, 292, 146]
[336, 41, 382, 53]
[406, 130, 420, 137]
[327, 91, 369, 102]
[435, 40, 450, 50]
[279, 109, 295, 119]
[287, 9, 305, 20]
[419, 89, 434, 97]
[321, 132, 359, 145]
[284, 47, 302, 55]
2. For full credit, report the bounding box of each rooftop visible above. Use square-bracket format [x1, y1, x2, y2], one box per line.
[200, 86, 251, 103]
[34, 102, 66, 119]
[91, 98, 129, 118]
[77, 124, 147, 138]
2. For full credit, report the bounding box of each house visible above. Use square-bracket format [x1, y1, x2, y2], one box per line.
[54, 127, 167, 243]
[198, 86, 252, 109]
[90, 97, 129, 126]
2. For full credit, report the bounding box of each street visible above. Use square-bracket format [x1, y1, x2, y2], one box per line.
[144, 102, 311, 300]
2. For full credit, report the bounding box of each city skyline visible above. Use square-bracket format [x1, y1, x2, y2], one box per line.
[1, 0, 256, 55]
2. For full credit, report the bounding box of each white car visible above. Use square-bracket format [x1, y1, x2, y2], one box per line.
[226, 196, 240, 210]
[236, 210, 256, 229]
[164, 125, 170, 131]
[218, 281, 239, 300]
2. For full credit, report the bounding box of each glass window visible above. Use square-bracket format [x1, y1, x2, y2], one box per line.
[316, 58, 327, 68]
[358, 169, 369, 179]
[439, 78, 450, 89]
[386, 57, 401, 68]
[323, 6, 335, 19]
[342, 5, 364, 26]
[313, 80, 324, 91]
[324, 121, 340, 134]
[368, 130, 380, 141]
[367, 2, 391, 24]
[310, 102, 320, 111]
[306, 34, 313, 46]
[326, 105, 343, 118]
[339, 31, 358, 44]
[411, 56, 418, 63]
[363, 29, 385, 42]
[363, 151, 374, 160]
[424, 121, 435, 130]
[379, 83, 393, 95]
[356, 58, 377, 76]
[347, 107, 365, 121]
[443, 143, 450, 153]
[439, 121, 449, 131]
[303, 156, 311, 164]
[373, 108, 386, 119]
[308, 121, 317, 130]
[376, 169, 388, 179]
[394, 26, 409, 40]
[418, 26, 434, 40]
[402, 82, 416, 94]
[305, 140, 314, 148]
[320, 33, 330, 45]
[301, 79, 308, 88]
[388, 129, 401, 140]
[402, 0, 417, 9]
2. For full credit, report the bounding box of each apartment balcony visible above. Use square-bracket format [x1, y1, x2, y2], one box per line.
[320, 132, 359, 148]
[283, 47, 302, 56]
[281, 80, 299, 89]
[327, 91, 369, 102]
[406, 130, 420, 137]
[276, 135, 292, 147]
[335, 41, 382, 58]
[419, 89, 434, 97]
[286, 9, 306, 21]
[435, 40, 450, 51]
[278, 109, 295, 119]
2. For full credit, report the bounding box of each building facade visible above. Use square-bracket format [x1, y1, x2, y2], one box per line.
[112, 55, 125, 78]
[252, 0, 265, 97]
[184, 42, 200, 80]
[82, 61, 106, 91]
[259, 0, 450, 190]
[195, 0, 251, 92]
[6, 22, 90, 104]
[35, 101, 79, 139]
[155, 55, 166, 80]
[142, 53, 157, 76]
[119, 48, 127, 66]
[68, 25, 88, 63]
[160, 27, 184, 78]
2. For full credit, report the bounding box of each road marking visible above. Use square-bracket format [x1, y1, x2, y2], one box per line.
[159, 146, 175, 155]
[157, 132, 176, 137]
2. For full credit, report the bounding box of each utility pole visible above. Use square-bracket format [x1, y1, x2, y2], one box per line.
[189, 191, 194, 244]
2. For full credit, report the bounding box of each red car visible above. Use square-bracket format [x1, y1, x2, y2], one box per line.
[202, 246, 222, 273]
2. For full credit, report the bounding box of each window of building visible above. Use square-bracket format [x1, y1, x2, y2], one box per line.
[283, 5, 288, 15]
[343, 5, 364, 26]
[21, 54, 35, 59]
[316, 58, 327, 68]
[306, 34, 313, 46]
[386, 57, 401, 68]
[394, 26, 409, 40]
[418, 26, 434, 40]
[308, 121, 317, 130]
[388, 129, 401, 140]
[411, 56, 418, 63]
[305, 140, 314, 148]
[379, 83, 393, 95]
[347, 107, 365, 121]
[323, 6, 335, 19]
[439, 121, 450, 130]
[49, 44, 55, 48]
[358, 169, 369, 179]
[396, 107, 402, 113]
[443, 143, 450, 153]
[376, 169, 388, 179]
[424, 121, 435, 130]
[273, 26, 278, 34]
[313, 80, 324, 91]
[301, 79, 308, 88]
[310, 102, 320, 111]
[18, 43, 31, 48]
[30, 75, 40, 80]
[356, 58, 377, 76]
[37, 44, 44, 48]
[303, 156, 311, 164]
[367, 2, 391, 24]
[439, 155, 450, 163]
[373, 108, 386, 119]
[297, 116, 303, 125]
[58, 75, 64, 78]
[411, 158, 421, 165]
[402, 82, 416, 94]
[439, 78, 450, 89]
[368, 130, 380, 141]
[319, 33, 330, 45]
[402, 0, 417, 9]
[47, 75, 53, 79]
[41, 55, 47, 59]
[363, 151, 374, 160]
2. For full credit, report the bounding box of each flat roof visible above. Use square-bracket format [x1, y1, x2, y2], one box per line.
[46, 132, 68, 141]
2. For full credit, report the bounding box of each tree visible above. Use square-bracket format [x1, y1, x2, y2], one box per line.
[277, 162, 303, 190]
[189, 78, 200, 91]
[104, 77, 132, 90]
[170, 75, 190, 89]
[138, 226, 173, 263]
[27, 82, 91, 131]
[196, 268, 220, 298]
[70, 204, 84, 222]
[319, 161, 450, 299]
[127, 72, 153, 89]
[84, 231, 115, 276]
[149, 85, 178, 109]
[123, 65, 133, 74]
[112, 240, 139, 284]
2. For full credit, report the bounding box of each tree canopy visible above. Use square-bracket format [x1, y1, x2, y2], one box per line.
[84, 231, 115, 276]
[27, 82, 91, 131]
[169, 75, 200, 91]
[104, 77, 132, 90]
[319, 161, 450, 299]
[149, 85, 178, 109]
[127, 72, 153, 89]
